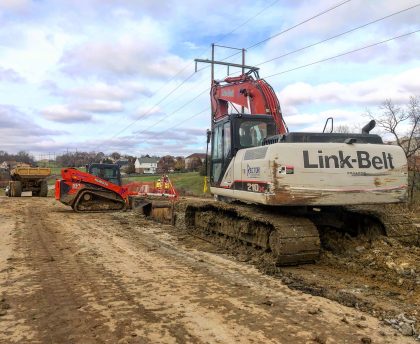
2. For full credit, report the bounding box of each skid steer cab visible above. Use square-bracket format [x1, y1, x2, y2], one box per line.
[86, 163, 122, 186]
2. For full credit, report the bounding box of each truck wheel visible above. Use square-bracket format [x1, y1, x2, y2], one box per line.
[39, 180, 48, 197]
[5, 184, 10, 197]
[10, 181, 22, 197]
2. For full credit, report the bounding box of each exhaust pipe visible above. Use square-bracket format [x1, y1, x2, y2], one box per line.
[362, 120, 376, 134]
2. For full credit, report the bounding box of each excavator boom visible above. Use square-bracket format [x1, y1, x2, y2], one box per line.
[211, 71, 288, 134]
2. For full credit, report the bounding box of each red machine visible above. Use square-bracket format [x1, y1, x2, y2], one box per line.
[55, 167, 131, 212]
[211, 71, 288, 134]
[56, 165, 177, 218]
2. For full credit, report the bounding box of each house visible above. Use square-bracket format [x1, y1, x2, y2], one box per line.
[0, 161, 30, 169]
[115, 159, 129, 167]
[185, 153, 207, 170]
[135, 157, 159, 174]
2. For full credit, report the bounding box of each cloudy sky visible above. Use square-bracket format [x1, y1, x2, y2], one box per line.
[0, 0, 419, 159]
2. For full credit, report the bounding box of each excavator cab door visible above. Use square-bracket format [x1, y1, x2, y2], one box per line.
[211, 120, 233, 186]
[210, 114, 277, 187]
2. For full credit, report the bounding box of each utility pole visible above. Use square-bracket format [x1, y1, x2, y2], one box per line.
[195, 44, 258, 125]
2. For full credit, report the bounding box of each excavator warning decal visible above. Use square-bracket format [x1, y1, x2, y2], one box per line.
[279, 165, 294, 174]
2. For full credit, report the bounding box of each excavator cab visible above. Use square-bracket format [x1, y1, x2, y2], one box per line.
[210, 114, 277, 185]
[86, 163, 122, 186]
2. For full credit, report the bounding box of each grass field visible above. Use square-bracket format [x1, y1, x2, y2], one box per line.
[46, 168, 209, 197]
[123, 172, 209, 197]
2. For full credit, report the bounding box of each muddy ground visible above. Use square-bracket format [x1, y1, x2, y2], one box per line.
[0, 196, 419, 343]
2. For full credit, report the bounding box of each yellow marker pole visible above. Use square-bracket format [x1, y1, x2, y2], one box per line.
[203, 176, 208, 193]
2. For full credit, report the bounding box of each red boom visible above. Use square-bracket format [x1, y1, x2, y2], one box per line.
[211, 73, 288, 134]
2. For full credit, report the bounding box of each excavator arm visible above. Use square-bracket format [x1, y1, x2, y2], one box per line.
[211, 72, 288, 134]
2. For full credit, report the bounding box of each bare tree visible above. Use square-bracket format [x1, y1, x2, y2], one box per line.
[368, 96, 420, 202]
[334, 125, 350, 133]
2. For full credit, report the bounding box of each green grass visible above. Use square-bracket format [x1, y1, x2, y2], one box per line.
[43, 169, 210, 197]
[123, 172, 209, 197]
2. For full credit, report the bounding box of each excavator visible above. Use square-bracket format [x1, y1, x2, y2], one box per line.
[184, 51, 416, 265]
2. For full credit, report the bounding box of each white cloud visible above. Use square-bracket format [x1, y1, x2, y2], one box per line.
[0, 66, 24, 82]
[76, 100, 123, 113]
[132, 105, 165, 119]
[0, 105, 66, 153]
[279, 67, 420, 108]
[42, 105, 92, 123]
[0, 0, 31, 12]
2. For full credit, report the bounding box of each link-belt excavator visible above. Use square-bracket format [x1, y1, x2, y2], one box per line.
[184, 49, 416, 265]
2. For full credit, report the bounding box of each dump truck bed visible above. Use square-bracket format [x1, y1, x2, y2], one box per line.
[11, 167, 51, 180]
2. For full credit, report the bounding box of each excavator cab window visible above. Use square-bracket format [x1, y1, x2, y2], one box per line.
[238, 120, 275, 148]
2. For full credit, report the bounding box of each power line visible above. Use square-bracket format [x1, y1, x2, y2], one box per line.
[148, 0, 281, 96]
[134, 87, 210, 135]
[101, 0, 282, 145]
[256, 3, 420, 67]
[106, 71, 197, 141]
[97, 0, 351, 149]
[152, 28, 419, 135]
[264, 28, 420, 79]
[250, 0, 353, 49]
[219, 0, 353, 64]
[161, 107, 210, 133]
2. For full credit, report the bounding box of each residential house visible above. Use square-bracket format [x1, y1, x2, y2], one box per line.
[0, 161, 30, 169]
[185, 153, 207, 171]
[135, 157, 159, 174]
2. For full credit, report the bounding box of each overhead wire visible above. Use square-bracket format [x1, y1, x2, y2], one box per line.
[150, 0, 281, 95]
[139, 0, 356, 140]
[152, 27, 420, 140]
[255, 3, 420, 67]
[218, 0, 353, 64]
[161, 107, 210, 133]
[264, 29, 420, 79]
[99, 0, 283, 147]
[134, 87, 210, 135]
[110, 0, 418, 146]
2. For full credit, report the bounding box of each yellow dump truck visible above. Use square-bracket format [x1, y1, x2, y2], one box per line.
[6, 166, 51, 197]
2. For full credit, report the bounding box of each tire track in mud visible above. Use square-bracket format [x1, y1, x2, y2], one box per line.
[85, 211, 416, 343]
[1, 198, 417, 343]
[5, 202, 167, 343]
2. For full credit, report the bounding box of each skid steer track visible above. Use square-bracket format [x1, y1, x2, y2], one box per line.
[73, 189, 126, 212]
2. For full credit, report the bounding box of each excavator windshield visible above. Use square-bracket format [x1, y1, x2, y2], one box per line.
[238, 120, 276, 148]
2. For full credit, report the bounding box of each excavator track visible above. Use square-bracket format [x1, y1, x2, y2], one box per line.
[176, 200, 419, 267]
[73, 189, 126, 212]
[342, 205, 419, 245]
[182, 201, 320, 265]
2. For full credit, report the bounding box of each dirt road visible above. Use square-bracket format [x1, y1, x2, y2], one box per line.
[0, 197, 417, 343]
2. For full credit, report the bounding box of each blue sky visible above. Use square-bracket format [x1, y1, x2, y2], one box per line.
[0, 0, 419, 159]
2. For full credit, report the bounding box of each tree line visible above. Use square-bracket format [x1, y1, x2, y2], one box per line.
[0, 151, 35, 166]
